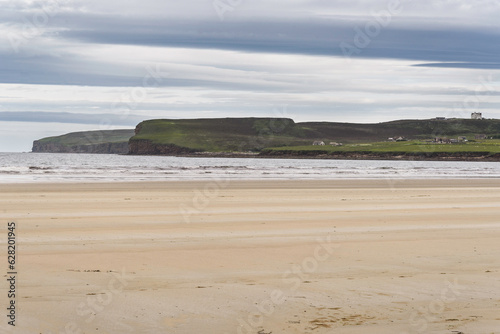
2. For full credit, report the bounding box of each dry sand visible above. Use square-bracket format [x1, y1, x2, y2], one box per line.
[1, 179, 500, 334]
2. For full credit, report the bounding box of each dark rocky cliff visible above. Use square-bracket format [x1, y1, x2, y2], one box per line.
[260, 150, 500, 161]
[128, 139, 198, 155]
[32, 141, 130, 154]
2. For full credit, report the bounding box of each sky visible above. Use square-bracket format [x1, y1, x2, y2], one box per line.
[1, 0, 500, 151]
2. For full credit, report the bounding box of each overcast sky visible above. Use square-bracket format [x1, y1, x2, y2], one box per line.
[1, 0, 500, 151]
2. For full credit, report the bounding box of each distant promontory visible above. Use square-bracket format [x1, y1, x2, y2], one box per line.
[32, 129, 135, 154]
[32, 117, 500, 160]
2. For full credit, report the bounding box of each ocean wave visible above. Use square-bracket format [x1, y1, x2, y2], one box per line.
[2, 153, 500, 183]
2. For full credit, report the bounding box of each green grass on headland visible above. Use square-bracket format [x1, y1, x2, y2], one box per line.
[36, 129, 135, 146]
[32, 129, 136, 154]
[262, 140, 500, 156]
[130, 118, 311, 152]
[130, 117, 500, 153]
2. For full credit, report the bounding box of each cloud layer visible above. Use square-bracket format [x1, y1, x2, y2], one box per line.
[0, 0, 500, 151]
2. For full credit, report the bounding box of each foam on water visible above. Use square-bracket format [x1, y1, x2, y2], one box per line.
[1, 152, 500, 183]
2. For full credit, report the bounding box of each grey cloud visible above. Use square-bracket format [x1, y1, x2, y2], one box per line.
[3, 12, 500, 90]
[2, 0, 500, 90]
[58, 16, 500, 63]
[0, 50, 296, 90]
[0, 111, 148, 125]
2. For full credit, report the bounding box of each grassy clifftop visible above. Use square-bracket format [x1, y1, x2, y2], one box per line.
[299, 118, 500, 142]
[261, 139, 500, 159]
[129, 117, 500, 154]
[32, 129, 135, 154]
[129, 118, 311, 153]
[35, 129, 135, 146]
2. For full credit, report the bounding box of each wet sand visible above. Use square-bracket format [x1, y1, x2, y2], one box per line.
[1, 179, 500, 333]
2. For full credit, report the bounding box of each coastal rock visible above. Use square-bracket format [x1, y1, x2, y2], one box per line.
[259, 150, 500, 161]
[128, 139, 199, 155]
[32, 141, 129, 154]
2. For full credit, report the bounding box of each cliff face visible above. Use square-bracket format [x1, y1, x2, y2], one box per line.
[128, 139, 198, 155]
[32, 141, 130, 154]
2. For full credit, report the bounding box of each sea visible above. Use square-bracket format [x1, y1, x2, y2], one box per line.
[1, 152, 500, 183]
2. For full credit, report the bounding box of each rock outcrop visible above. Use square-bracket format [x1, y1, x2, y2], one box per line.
[128, 139, 198, 155]
[260, 150, 500, 161]
[32, 141, 130, 154]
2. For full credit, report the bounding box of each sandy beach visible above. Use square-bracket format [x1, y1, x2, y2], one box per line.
[1, 179, 500, 334]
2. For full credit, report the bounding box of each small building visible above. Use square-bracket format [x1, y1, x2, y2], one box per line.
[329, 142, 343, 146]
[475, 134, 487, 140]
[395, 136, 408, 142]
[434, 137, 451, 144]
[458, 136, 467, 142]
[312, 141, 325, 146]
[471, 112, 483, 120]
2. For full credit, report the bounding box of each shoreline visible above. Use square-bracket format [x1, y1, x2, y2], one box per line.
[132, 151, 500, 162]
[26, 150, 500, 161]
[3, 177, 500, 189]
